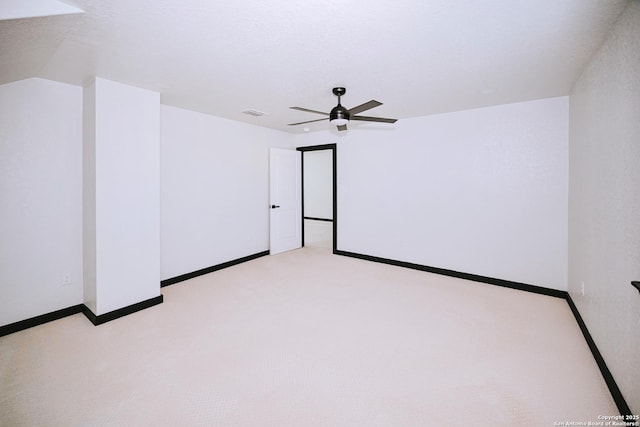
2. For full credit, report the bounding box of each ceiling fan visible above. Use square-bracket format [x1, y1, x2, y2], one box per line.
[288, 87, 397, 131]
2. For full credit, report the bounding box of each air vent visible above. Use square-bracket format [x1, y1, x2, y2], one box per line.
[242, 109, 266, 117]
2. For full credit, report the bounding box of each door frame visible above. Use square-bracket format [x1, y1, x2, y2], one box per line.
[296, 144, 337, 254]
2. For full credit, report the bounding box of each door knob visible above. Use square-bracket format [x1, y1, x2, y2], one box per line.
[271, 205, 281, 209]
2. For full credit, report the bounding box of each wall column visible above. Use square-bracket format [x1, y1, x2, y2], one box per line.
[83, 78, 161, 318]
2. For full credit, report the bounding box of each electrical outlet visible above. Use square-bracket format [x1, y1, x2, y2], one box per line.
[62, 273, 72, 286]
[581, 281, 585, 297]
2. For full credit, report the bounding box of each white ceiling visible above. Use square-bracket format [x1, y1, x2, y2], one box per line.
[0, 0, 83, 20]
[0, 0, 630, 133]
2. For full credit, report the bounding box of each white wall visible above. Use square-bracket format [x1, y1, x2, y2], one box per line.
[84, 78, 161, 315]
[160, 105, 293, 280]
[303, 150, 333, 219]
[295, 96, 569, 290]
[569, 1, 640, 412]
[0, 78, 83, 326]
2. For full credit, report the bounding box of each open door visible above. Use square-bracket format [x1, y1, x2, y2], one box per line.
[269, 148, 302, 255]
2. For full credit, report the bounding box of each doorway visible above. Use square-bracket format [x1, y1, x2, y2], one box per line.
[296, 144, 337, 254]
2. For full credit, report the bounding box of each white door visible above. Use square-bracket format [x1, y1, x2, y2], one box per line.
[269, 148, 302, 255]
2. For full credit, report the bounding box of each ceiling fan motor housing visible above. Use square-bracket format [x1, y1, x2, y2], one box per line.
[330, 104, 350, 122]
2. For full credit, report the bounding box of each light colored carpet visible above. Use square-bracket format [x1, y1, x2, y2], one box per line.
[0, 244, 617, 426]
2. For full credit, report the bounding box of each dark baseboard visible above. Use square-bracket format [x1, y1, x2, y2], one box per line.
[81, 295, 164, 326]
[1, 295, 165, 336]
[1, 250, 269, 336]
[335, 250, 566, 298]
[304, 216, 333, 222]
[0, 304, 83, 337]
[565, 294, 632, 416]
[335, 249, 632, 416]
[161, 250, 269, 287]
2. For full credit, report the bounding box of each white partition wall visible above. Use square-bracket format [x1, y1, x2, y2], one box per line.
[83, 78, 161, 316]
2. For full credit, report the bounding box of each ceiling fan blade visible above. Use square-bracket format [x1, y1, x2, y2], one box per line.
[290, 107, 329, 116]
[337, 124, 348, 132]
[351, 115, 397, 124]
[347, 100, 382, 115]
[288, 117, 329, 126]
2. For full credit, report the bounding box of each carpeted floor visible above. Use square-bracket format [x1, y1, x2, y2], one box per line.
[0, 243, 617, 426]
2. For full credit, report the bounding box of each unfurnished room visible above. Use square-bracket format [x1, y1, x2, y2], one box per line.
[1, 0, 639, 425]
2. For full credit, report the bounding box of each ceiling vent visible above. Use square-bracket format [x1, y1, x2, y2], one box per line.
[242, 109, 266, 117]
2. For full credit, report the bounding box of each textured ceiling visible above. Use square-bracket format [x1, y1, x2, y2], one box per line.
[0, 0, 83, 20]
[0, 0, 630, 133]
